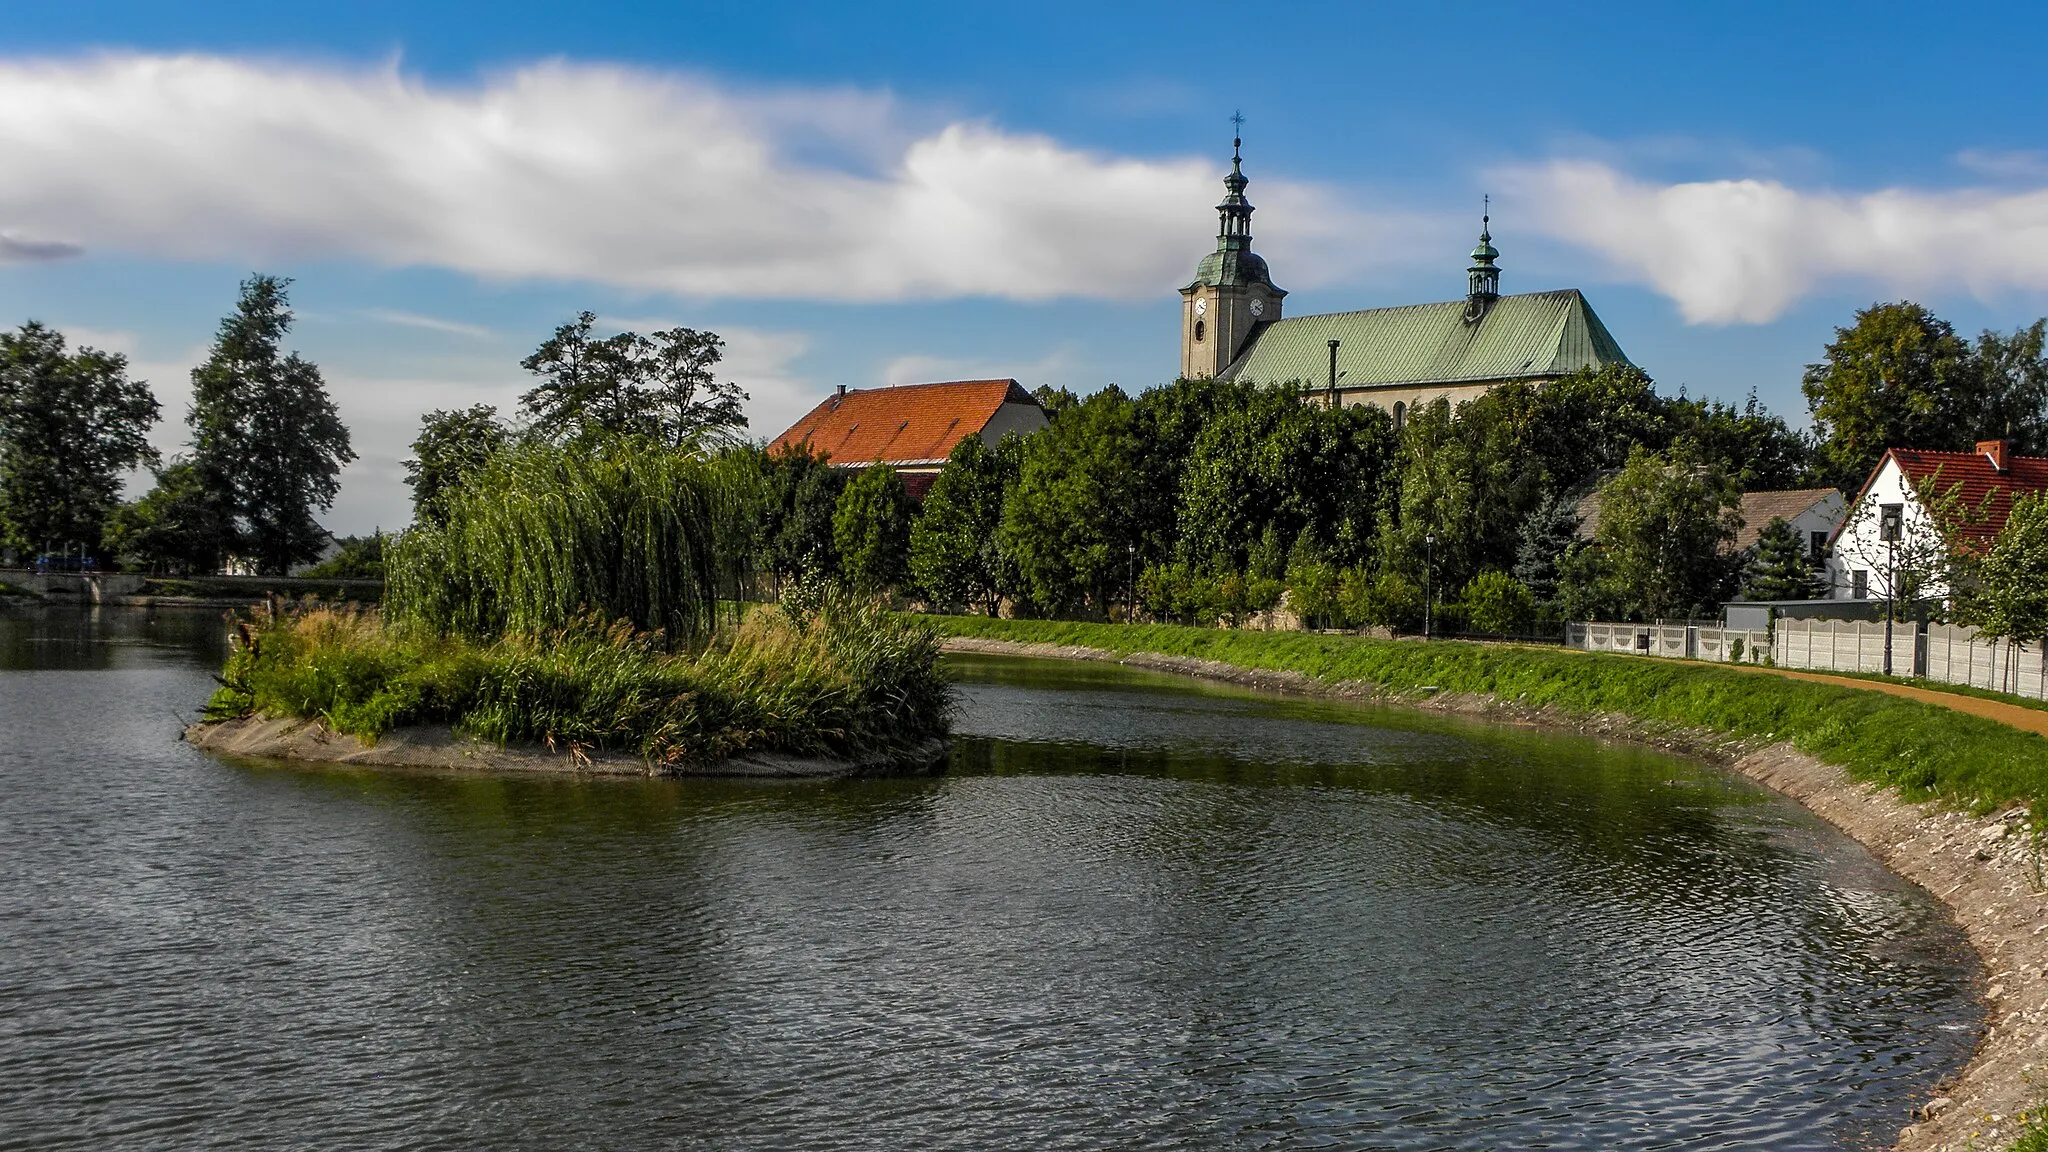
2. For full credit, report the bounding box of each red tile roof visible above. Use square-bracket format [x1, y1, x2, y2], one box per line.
[1886, 447, 2048, 546]
[768, 379, 1037, 467]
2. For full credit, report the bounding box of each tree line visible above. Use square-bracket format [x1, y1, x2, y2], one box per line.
[722, 299, 2048, 634]
[0, 275, 354, 576]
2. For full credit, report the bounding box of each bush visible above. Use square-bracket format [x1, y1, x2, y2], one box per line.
[1462, 570, 1536, 635]
[1354, 570, 1426, 633]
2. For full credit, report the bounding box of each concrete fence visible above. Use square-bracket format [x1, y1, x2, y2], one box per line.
[1570, 615, 2048, 701]
[1566, 622, 1770, 664]
[1771, 618, 1920, 677]
[1922, 623, 2048, 701]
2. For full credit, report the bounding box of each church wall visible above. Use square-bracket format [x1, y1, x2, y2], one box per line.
[1324, 380, 1529, 424]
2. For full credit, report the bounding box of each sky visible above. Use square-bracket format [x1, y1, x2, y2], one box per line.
[6, 1, 2048, 535]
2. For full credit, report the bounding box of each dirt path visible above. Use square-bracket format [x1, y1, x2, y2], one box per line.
[1725, 665, 2048, 738]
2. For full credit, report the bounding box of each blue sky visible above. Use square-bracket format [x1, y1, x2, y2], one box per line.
[5, 1, 2048, 534]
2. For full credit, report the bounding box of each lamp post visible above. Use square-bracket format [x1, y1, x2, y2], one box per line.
[1880, 503, 1902, 676]
[1424, 532, 1436, 641]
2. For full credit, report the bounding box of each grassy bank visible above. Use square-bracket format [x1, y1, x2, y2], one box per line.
[207, 601, 950, 766]
[925, 615, 2048, 817]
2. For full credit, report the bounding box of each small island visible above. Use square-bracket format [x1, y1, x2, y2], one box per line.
[189, 434, 953, 779]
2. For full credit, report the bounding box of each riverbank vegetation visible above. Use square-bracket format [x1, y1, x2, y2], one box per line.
[201, 315, 951, 767]
[209, 598, 947, 765]
[924, 615, 2048, 817]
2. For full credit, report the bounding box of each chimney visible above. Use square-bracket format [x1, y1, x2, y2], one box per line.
[833, 384, 847, 408]
[1978, 438, 2011, 473]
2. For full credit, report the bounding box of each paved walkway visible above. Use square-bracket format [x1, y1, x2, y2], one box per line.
[1726, 664, 2048, 738]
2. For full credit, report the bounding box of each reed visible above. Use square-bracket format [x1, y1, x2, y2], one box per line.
[208, 596, 950, 765]
[385, 437, 755, 645]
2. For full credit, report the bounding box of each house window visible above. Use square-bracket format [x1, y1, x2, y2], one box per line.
[1193, 319, 1205, 342]
[1392, 401, 1406, 431]
[1852, 570, 1868, 599]
[1808, 531, 1827, 563]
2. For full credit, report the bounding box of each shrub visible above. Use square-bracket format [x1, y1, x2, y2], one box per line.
[1463, 570, 1537, 635]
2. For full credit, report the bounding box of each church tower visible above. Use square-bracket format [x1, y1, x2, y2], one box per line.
[1180, 127, 1284, 380]
[1463, 203, 1501, 322]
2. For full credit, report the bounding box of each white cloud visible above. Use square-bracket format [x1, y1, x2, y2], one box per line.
[356, 308, 493, 339]
[878, 348, 1076, 390]
[1504, 158, 2048, 324]
[0, 52, 1407, 302]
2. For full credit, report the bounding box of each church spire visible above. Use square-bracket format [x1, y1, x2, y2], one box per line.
[1465, 196, 1501, 321]
[1216, 112, 1255, 251]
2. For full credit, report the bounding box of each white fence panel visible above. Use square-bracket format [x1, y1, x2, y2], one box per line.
[1924, 624, 2048, 700]
[1772, 619, 1919, 676]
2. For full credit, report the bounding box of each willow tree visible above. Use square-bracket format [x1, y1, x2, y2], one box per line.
[386, 438, 755, 644]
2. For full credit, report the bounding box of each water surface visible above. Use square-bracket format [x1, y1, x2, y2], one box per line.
[0, 606, 1977, 1149]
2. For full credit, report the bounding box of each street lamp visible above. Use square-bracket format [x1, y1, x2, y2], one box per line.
[1880, 502, 1903, 676]
[1424, 532, 1436, 641]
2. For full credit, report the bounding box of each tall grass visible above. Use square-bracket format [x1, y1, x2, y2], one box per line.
[925, 615, 2048, 818]
[209, 599, 950, 765]
[386, 438, 755, 644]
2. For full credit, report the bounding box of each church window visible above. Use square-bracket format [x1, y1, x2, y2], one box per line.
[1392, 401, 1406, 431]
[1194, 319, 1206, 342]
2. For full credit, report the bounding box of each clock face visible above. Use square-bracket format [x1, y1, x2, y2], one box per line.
[1249, 299, 1265, 317]
[1193, 298, 1207, 317]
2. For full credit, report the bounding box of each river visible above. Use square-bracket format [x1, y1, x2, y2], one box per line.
[0, 605, 1978, 1150]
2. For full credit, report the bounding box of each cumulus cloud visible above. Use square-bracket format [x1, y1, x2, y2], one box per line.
[0, 53, 1399, 301]
[1504, 159, 2048, 324]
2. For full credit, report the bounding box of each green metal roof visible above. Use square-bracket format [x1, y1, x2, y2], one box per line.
[1218, 289, 1631, 389]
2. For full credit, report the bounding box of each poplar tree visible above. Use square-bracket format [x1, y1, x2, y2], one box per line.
[189, 275, 355, 575]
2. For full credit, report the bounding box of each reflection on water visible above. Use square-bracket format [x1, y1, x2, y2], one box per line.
[0, 607, 1978, 1150]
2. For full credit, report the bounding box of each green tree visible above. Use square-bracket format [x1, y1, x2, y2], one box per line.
[1803, 302, 1979, 490]
[1669, 391, 1816, 490]
[1742, 518, 1821, 601]
[1970, 320, 2048, 456]
[910, 434, 1019, 615]
[1350, 570, 1425, 634]
[301, 532, 386, 579]
[405, 405, 508, 525]
[189, 275, 355, 575]
[756, 444, 845, 592]
[1462, 570, 1536, 635]
[1001, 387, 1144, 616]
[1555, 542, 1625, 622]
[1378, 399, 1477, 587]
[1593, 444, 1743, 620]
[1959, 492, 2048, 660]
[0, 321, 160, 560]
[105, 459, 228, 574]
[519, 312, 747, 446]
[833, 465, 913, 593]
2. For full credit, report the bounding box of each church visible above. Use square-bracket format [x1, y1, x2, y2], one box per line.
[1179, 136, 1633, 427]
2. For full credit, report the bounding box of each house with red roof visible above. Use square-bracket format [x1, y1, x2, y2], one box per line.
[767, 379, 1049, 497]
[1828, 439, 2048, 602]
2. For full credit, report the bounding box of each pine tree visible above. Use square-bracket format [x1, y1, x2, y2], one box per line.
[1512, 493, 1582, 604]
[1742, 518, 1821, 601]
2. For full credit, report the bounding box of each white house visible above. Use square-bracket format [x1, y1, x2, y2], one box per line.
[1829, 439, 2048, 602]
